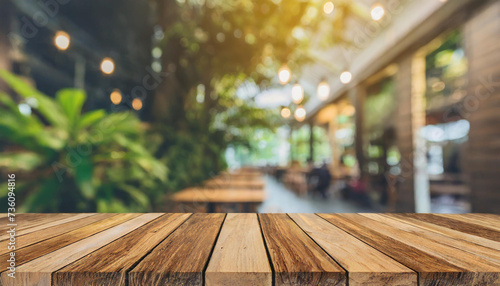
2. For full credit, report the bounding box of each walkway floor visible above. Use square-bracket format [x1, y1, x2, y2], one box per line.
[258, 176, 373, 213]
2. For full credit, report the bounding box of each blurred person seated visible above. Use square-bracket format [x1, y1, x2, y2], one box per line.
[340, 163, 372, 208]
[308, 161, 331, 199]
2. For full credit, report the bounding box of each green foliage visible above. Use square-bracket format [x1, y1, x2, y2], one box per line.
[0, 70, 167, 212]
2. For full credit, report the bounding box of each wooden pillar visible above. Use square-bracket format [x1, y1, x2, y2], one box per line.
[411, 54, 431, 213]
[352, 86, 366, 178]
[464, 0, 500, 213]
[309, 122, 314, 163]
[394, 56, 416, 212]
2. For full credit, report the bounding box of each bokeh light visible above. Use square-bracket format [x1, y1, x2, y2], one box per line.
[371, 4, 385, 21]
[291, 84, 304, 104]
[340, 71, 352, 84]
[110, 89, 122, 105]
[54, 31, 70, 51]
[100, 58, 115, 74]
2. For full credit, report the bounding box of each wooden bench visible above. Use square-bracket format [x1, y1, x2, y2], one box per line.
[2, 213, 499, 285]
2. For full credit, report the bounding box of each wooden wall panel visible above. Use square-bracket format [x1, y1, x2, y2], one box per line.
[465, 0, 500, 213]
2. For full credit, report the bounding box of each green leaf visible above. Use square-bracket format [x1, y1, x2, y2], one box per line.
[56, 88, 86, 130]
[0, 70, 67, 128]
[74, 155, 95, 199]
[118, 184, 151, 209]
[21, 178, 59, 212]
[80, 109, 106, 129]
[0, 152, 44, 171]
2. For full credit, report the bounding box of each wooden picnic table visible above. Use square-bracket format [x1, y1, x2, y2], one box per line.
[2, 213, 500, 285]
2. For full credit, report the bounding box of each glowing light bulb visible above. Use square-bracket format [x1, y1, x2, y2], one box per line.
[132, 98, 143, 110]
[54, 31, 70, 51]
[294, 106, 306, 122]
[317, 81, 330, 101]
[340, 71, 352, 84]
[371, 4, 385, 21]
[281, 107, 291, 119]
[100, 58, 115, 75]
[110, 89, 122, 105]
[278, 65, 291, 85]
[291, 84, 304, 104]
[323, 2, 334, 14]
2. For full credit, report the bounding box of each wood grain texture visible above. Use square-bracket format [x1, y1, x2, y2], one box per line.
[206, 213, 272, 286]
[387, 214, 500, 251]
[0, 214, 162, 286]
[259, 213, 346, 286]
[436, 214, 500, 232]
[289, 213, 417, 286]
[0, 213, 114, 255]
[129, 213, 225, 286]
[0, 213, 75, 238]
[361, 214, 500, 263]
[319, 213, 500, 285]
[402, 213, 500, 242]
[53, 213, 190, 286]
[0, 213, 139, 271]
[0, 213, 95, 240]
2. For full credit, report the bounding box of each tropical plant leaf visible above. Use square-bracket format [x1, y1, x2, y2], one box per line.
[0, 152, 45, 171]
[56, 88, 86, 129]
[80, 109, 106, 129]
[0, 70, 67, 128]
[118, 184, 151, 209]
[21, 178, 59, 212]
[74, 155, 95, 199]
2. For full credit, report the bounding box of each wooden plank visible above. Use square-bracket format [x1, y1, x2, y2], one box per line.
[0, 213, 95, 242]
[386, 214, 500, 251]
[402, 214, 500, 242]
[0, 213, 114, 255]
[0, 214, 162, 286]
[129, 213, 225, 286]
[259, 213, 346, 286]
[437, 214, 500, 231]
[0, 213, 140, 271]
[319, 213, 500, 285]
[206, 213, 272, 286]
[53, 213, 190, 286]
[289, 213, 417, 286]
[360, 214, 500, 263]
[0, 213, 74, 236]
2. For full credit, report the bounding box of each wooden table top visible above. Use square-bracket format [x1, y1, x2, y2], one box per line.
[2, 213, 500, 286]
[170, 188, 266, 203]
[204, 179, 265, 189]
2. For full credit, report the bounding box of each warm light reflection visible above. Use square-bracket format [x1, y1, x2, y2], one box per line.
[278, 65, 291, 85]
[323, 2, 334, 14]
[340, 71, 352, 84]
[291, 84, 304, 104]
[294, 106, 306, 122]
[317, 81, 330, 101]
[132, 98, 143, 110]
[371, 4, 385, 21]
[54, 31, 70, 51]
[343, 105, 355, 117]
[100, 58, 115, 75]
[110, 89, 122, 105]
[281, 107, 291, 119]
